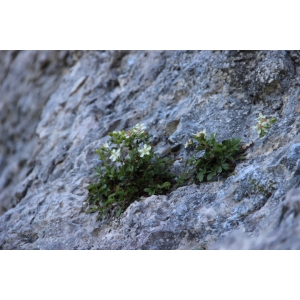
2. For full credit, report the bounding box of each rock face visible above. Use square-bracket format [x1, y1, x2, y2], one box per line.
[1, 50, 300, 249]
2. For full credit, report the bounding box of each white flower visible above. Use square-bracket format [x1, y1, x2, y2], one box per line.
[194, 129, 206, 138]
[138, 144, 151, 157]
[184, 139, 194, 148]
[109, 149, 121, 161]
[102, 142, 110, 149]
[257, 122, 267, 130]
[257, 112, 267, 123]
[133, 123, 146, 133]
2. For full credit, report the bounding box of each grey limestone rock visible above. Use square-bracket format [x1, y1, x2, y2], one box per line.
[211, 187, 300, 249]
[1, 50, 300, 249]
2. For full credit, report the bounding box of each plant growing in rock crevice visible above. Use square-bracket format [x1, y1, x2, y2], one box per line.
[184, 129, 245, 183]
[254, 112, 276, 138]
[87, 122, 259, 220]
[248, 176, 276, 198]
[87, 124, 175, 219]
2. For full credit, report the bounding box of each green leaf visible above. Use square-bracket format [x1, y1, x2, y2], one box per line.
[106, 193, 115, 202]
[86, 206, 98, 213]
[207, 172, 216, 181]
[144, 188, 155, 195]
[236, 155, 246, 160]
[158, 182, 171, 189]
[116, 207, 123, 217]
[221, 163, 229, 170]
[197, 172, 204, 182]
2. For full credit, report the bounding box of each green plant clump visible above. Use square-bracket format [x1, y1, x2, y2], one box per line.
[87, 124, 175, 219]
[185, 129, 245, 182]
[87, 125, 248, 219]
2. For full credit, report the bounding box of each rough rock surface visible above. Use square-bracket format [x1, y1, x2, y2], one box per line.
[1, 50, 300, 249]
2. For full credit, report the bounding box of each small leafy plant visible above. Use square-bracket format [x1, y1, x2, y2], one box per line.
[87, 124, 175, 219]
[255, 112, 276, 138]
[185, 129, 245, 182]
[249, 176, 276, 198]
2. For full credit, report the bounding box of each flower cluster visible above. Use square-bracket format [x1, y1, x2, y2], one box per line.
[254, 113, 276, 138]
[97, 124, 152, 165]
[87, 123, 175, 219]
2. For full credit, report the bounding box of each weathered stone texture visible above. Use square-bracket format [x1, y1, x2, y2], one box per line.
[1, 50, 300, 249]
